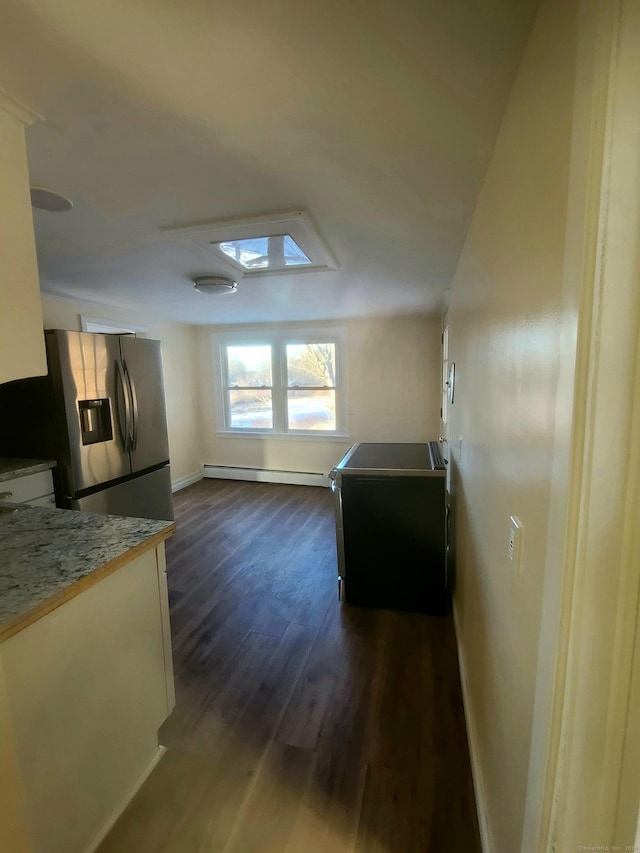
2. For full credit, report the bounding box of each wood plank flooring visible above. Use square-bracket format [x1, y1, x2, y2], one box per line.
[99, 479, 481, 853]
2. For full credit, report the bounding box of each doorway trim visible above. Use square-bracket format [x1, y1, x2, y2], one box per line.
[522, 0, 640, 848]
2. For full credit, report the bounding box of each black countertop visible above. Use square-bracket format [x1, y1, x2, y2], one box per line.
[332, 442, 445, 476]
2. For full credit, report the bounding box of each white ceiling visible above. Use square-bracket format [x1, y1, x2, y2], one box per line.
[1, 0, 538, 326]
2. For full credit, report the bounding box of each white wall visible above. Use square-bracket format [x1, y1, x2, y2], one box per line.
[40, 294, 201, 487]
[196, 314, 442, 474]
[444, 0, 578, 850]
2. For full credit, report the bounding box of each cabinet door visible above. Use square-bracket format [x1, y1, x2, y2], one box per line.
[155, 544, 176, 713]
[340, 475, 448, 614]
[0, 657, 31, 853]
[0, 548, 170, 853]
[0, 107, 47, 384]
[26, 493, 56, 508]
[0, 470, 53, 504]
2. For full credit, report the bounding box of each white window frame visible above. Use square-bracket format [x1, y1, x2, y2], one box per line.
[212, 327, 348, 439]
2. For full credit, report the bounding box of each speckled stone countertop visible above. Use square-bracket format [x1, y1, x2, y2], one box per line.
[0, 458, 56, 482]
[0, 504, 175, 642]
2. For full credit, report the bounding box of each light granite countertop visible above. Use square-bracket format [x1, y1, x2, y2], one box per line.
[0, 457, 57, 482]
[0, 504, 175, 642]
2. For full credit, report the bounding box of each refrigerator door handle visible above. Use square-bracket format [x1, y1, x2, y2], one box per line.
[115, 358, 132, 452]
[124, 360, 139, 451]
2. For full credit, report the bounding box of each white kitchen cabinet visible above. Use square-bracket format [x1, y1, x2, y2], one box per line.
[22, 493, 56, 508]
[0, 543, 175, 853]
[0, 91, 47, 384]
[0, 469, 54, 506]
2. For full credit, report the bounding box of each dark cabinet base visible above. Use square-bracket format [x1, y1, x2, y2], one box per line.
[342, 582, 451, 617]
[338, 473, 449, 617]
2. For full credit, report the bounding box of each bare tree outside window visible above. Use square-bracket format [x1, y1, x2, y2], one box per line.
[287, 343, 336, 386]
[287, 343, 336, 430]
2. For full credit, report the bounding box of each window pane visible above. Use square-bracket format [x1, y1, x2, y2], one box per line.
[282, 235, 311, 266]
[227, 345, 272, 386]
[287, 390, 336, 430]
[229, 389, 273, 429]
[287, 343, 336, 387]
[216, 235, 311, 270]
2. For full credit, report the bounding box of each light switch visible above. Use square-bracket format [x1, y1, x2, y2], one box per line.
[459, 437, 463, 464]
[508, 516, 523, 574]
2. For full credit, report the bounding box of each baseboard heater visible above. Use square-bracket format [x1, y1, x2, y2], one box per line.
[203, 464, 330, 488]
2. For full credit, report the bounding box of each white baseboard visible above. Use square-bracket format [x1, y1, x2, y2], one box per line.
[85, 746, 167, 853]
[171, 470, 203, 492]
[203, 464, 329, 488]
[453, 601, 493, 853]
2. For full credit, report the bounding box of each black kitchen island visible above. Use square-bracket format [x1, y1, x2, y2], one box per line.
[329, 441, 450, 616]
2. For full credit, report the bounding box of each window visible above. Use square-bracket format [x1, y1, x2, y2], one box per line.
[213, 329, 347, 437]
[226, 345, 273, 429]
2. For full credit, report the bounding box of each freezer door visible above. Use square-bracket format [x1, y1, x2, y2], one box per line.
[47, 330, 131, 493]
[70, 465, 174, 521]
[119, 336, 170, 474]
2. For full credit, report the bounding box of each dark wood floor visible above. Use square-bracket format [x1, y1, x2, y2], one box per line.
[99, 479, 481, 853]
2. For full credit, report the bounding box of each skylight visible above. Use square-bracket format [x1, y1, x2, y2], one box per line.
[217, 235, 311, 271]
[162, 211, 338, 278]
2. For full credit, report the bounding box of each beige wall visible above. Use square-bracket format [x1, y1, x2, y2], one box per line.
[196, 314, 442, 474]
[445, 0, 578, 851]
[0, 106, 47, 384]
[40, 294, 201, 487]
[39, 299, 441, 483]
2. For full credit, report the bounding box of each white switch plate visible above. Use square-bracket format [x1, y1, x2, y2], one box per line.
[508, 516, 523, 574]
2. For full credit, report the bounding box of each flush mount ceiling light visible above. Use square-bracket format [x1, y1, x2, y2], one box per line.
[192, 275, 237, 295]
[30, 187, 73, 213]
[164, 211, 338, 278]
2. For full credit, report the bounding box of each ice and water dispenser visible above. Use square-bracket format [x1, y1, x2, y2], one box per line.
[78, 399, 113, 446]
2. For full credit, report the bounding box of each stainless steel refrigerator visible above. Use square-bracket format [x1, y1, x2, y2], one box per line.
[0, 330, 174, 521]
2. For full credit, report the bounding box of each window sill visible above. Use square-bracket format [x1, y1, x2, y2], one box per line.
[216, 430, 352, 443]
